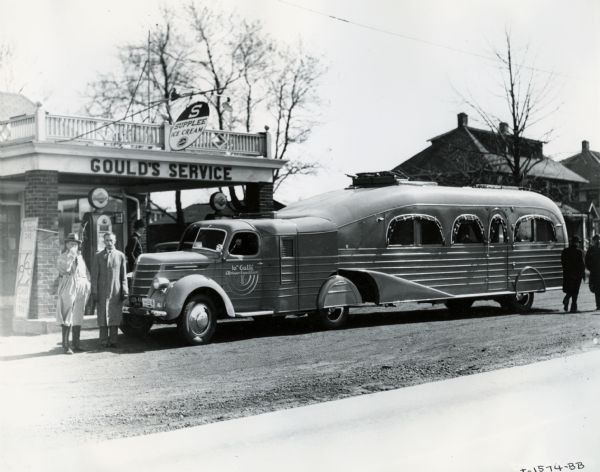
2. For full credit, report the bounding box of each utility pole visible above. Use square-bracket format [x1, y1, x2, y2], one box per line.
[147, 30, 151, 123]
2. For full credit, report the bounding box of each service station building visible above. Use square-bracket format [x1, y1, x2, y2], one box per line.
[0, 96, 285, 332]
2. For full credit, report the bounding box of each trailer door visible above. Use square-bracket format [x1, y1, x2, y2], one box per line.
[487, 213, 509, 291]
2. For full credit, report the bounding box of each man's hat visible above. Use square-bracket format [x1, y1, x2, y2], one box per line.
[593, 234, 600, 241]
[65, 233, 82, 244]
[133, 219, 145, 230]
[571, 235, 581, 243]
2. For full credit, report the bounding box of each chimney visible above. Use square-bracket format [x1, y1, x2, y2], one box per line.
[499, 122, 509, 134]
[457, 112, 468, 128]
[582, 140, 590, 152]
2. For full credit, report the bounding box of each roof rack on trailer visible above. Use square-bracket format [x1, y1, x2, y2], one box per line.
[235, 211, 277, 219]
[472, 184, 524, 190]
[349, 171, 437, 188]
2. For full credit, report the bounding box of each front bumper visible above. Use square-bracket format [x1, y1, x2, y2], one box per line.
[124, 290, 169, 319]
[123, 305, 168, 318]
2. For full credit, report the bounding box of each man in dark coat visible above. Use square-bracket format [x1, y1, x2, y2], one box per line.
[561, 236, 585, 313]
[585, 234, 600, 310]
[125, 219, 145, 272]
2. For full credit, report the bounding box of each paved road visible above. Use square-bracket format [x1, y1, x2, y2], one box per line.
[1, 288, 599, 472]
[9, 349, 600, 472]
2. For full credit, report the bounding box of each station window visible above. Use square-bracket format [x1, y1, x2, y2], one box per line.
[514, 215, 556, 243]
[489, 215, 508, 244]
[229, 232, 259, 256]
[387, 214, 444, 246]
[452, 215, 484, 244]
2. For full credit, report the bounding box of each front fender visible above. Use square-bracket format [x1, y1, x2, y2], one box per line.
[317, 275, 362, 309]
[165, 274, 235, 320]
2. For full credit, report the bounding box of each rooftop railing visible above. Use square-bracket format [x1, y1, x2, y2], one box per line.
[0, 107, 271, 158]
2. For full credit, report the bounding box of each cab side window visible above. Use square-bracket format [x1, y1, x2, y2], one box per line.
[228, 232, 259, 256]
[452, 215, 484, 244]
[489, 215, 508, 243]
[515, 216, 556, 243]
[387, 214, 444, 246]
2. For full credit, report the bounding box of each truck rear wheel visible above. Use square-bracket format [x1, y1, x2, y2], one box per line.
[178, 294, 217, 345]
[310, 306, 349, 330]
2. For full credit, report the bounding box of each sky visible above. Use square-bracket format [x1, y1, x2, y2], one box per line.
[1, 0, 599, 209]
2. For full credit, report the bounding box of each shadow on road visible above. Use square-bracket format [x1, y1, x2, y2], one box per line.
[112, 302, 565, 352]
[0, 303, 568, 360]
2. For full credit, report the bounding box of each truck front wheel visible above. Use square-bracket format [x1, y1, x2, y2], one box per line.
[120, 314, 153, 338]
[178, 295, 217, 345]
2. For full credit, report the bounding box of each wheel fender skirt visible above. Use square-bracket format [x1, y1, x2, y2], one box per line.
[317, 275, 362, 309]
[514, 266, 546, 293]
[342, 269, 451, 304]
[165, 274, 235, 320]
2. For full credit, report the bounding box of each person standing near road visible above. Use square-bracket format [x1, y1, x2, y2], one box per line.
[585, 234, 600, 310]
[561, 235, 586, 313]
[92, 232, 128, 348]
[56, 233, 91, 354]
[125, 218, 145, 272]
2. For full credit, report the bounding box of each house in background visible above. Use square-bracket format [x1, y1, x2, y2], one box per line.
[561, 140, 600, 237]
[394, 112, 591, 243]
[0, 91, 38, 121]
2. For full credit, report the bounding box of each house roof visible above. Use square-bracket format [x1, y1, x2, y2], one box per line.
[561, 143, 600, 189]
[396, 123, 587, 184]
[0, 91, 37, 121]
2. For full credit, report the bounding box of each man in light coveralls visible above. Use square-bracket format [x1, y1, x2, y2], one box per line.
[92, 232, 128, 348]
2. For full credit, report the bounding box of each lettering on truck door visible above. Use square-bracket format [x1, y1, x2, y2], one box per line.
[223, 231, 263, 312]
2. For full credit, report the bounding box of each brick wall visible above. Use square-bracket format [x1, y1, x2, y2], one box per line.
[246, 182, 274, 213]
[24, 170, 59, 319]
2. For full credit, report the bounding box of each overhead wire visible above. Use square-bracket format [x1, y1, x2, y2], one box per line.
[276, 0, 566, 77]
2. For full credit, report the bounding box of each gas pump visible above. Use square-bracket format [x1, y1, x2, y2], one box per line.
[81, 188, 125, 271]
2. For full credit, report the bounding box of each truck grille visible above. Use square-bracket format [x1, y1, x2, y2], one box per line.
[132, 263, 160, 296]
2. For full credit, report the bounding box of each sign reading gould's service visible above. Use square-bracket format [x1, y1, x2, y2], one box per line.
[169, 101, 210, 151]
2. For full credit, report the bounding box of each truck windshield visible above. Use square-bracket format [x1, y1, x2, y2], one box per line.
[179, 225, 226, 252]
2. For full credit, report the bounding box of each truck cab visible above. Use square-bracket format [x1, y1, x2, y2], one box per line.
[124, 216, 343, 344]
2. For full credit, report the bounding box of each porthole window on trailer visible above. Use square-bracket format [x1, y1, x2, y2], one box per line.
[452, 214, 485, 244]
[489, 214, 508, 243]
[387, 214, 444, 246]
[514, 215, 557, 243]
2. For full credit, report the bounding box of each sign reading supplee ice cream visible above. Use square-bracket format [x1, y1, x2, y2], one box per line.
[169, 101, 210, 151]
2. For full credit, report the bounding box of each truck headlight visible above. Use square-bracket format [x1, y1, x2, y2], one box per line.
[152, 277, 170, 290]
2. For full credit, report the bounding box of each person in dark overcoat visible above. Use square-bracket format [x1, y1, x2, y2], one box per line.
[585, 234, 600, 310]
[92, 232, 128, 348]
[125, 219, 145, 272]
[561, 236, 585, 313]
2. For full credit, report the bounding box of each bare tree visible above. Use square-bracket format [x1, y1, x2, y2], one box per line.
[0, 41, 17, 92]
[461, 32, 558, 187]
[268, 44, 326, 192]
[85, 11, 193, 224]
[85, 2, 327, 214]
[85, 9, 192, 124]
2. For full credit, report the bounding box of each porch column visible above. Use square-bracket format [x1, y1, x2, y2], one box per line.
[24, 170, 59, 319]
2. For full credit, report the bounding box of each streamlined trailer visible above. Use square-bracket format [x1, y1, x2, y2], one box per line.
[124, 175, 566, 345]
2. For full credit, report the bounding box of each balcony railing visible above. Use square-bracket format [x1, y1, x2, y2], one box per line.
[0, 108, 271, 158]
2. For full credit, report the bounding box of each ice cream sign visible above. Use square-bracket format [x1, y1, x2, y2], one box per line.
[169, 101, 210, 151]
